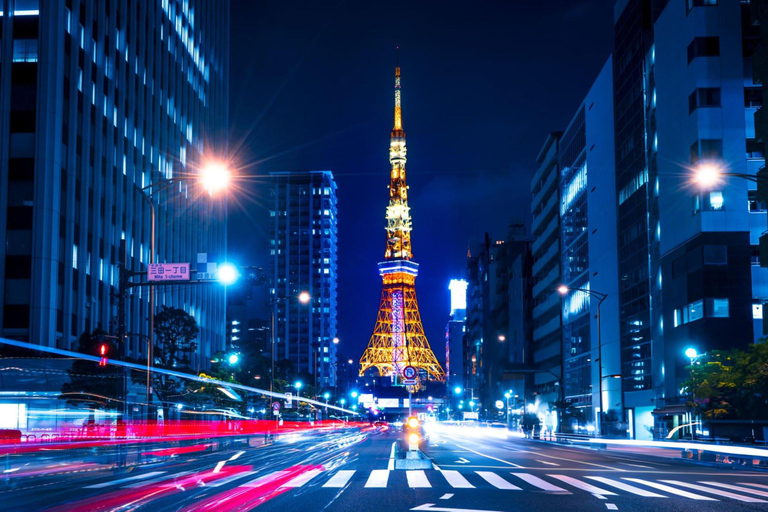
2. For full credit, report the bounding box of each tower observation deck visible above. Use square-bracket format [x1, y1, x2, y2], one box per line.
[359, 58, 445, 385]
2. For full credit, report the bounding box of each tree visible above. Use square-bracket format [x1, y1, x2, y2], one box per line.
[153, 306, 199, 415]
[683, 342, 768, 420]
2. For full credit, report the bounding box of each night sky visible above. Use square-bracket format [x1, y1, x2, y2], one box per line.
[226, 0, 615, 365]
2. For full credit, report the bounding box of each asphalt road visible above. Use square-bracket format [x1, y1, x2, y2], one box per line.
[3, 423, 768, 511]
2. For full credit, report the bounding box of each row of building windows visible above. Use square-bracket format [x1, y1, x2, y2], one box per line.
[673, 298, 729, 327]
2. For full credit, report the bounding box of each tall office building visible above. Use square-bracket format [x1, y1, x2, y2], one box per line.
[269, 170, 338, 388]
[531, 133, 563, 419]
[558, 58, 620, 434]
[445, 278, 467, 392]
[610, 0, 764, 437]
[0, 0, 229, 365]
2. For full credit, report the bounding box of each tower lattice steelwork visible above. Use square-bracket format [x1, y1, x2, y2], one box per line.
[359, 61, 445, 384]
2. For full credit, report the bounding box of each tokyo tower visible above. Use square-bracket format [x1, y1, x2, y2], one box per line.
[359, 59, 445, 385]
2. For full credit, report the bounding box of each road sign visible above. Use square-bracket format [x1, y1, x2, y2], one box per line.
[196, 253, 220, 281]
[148, 263, 190, 282]
[271, 401, 281, 411]
[284, 392, 293, 408]
[402, 378, 418, 385]
[402, 365, 417, 380]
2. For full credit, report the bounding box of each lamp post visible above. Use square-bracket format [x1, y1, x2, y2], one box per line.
[138, 162, 230, 409]
[558, 284, 608, 436]
[684, 347, 702, 440]
[269, 291, 311, 394]
[504, 391, 511, 429]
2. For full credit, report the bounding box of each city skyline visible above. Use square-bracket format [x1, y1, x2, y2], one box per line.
[226, 0, 615, 361]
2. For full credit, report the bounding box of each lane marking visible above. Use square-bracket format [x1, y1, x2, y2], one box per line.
[209, 471, 259, 487]
[475, 471, 521, 490]
[213, 460, 227, 473]
[509, 473, 570, 494]
[440, 470, 474, 488]
[84, 471, 166, 488]
[388, 442, 397, 471]
[440, 493, 453, 500]
[124, 471, 194, 488]
[586, 477, 666, 498]
[282, 468, 323, 487]
[454, 444, 523, 468]
[535, 460, 559, 466]
[407, 470, 432, 488]
[622, 478, 716, 500]
[456, 457, 470, 464]
[514, 448, 623, 471]
[740, 482, 768, 490]
[365, 469, 389, 488]
[411, 504, 504, 512]
[433, 463, 442, 470]
[660, 480, 766, 503]
[605, 504, 618, 510]
[228, 450, 246, 461]
[698, 481, 768, 498]
[241, 471, 289, 488]
[548, 474, 616, 496]
[323, 470, 355, 488]
[623, 464, 652, 469]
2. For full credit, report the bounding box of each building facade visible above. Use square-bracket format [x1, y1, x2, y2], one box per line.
[531, 132, 563, 419]
[0, 0, 229, 366]
[445, 278, 467, 393]
[269, 170, 338, 389]
[558, 57, 621, 435]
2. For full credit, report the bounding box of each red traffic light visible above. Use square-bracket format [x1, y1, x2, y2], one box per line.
[98, 343, 108, 366]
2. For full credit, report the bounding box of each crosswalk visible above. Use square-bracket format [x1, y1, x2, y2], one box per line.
[84, 468, 768, 503]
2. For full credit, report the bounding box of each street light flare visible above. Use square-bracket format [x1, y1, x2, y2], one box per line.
[557, 285, 570, 295]
[692, 163, 722, 188]
[299, 291, 311, 304]
[200, 161, 230, 195]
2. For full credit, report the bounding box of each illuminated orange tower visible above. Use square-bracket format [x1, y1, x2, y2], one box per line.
[359, 58, 445, 384]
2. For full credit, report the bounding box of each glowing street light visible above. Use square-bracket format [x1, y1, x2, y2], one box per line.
[218, 263, 239, 286]
[685, 347, 698, 361]
[453, 386, 462, 395]
[332, 337, 340, 344]
[227, 353, 239, 365]
[199, 161, 231, 196]
[298, 291, 311, 304]
[691, 162, 723, 188]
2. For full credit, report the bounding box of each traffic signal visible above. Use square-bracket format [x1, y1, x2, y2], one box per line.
[98, 343, 108, 366]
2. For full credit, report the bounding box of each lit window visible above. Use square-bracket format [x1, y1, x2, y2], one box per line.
[709, 191, 724, 211]
[753, 304, 764, 319]
[12, 39, 38, 62]
[707, 298, 729, 318]
[689, 300, 704, 322]
[72, 244, 78, 269]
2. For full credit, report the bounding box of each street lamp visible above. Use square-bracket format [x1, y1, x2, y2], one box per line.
[269, 291, 311, 394]
[138, 162, 231, 408]
[558, 284, 608, 436]
[453, 386, 462, 395]
[504, 391, 511, 429]
[295, 381, 303, 410]
[691, 161, 762, 188]
[684, 347, 702, 440]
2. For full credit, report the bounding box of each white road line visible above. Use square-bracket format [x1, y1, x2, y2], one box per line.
[455, 444, 523, 468]
[605, 504, 618, 510]
[440, 470, 474, 488]
[323, 470, 356, 488]
[124, 471, 193, 488]
[407, 470, 432, 488]
[740, 482, 768, 490]
[698, 481, 768, 498]
[475, 471, 521, 490]
[228, 450, 246, 461]
[440, 493, 453, 500]
[84, 471, 166, 488]
[388, 442, 396, 470]
[623, 464, 652, 468]
[535, 460, 560, 466]
[282, 468, 323, 488]
[623, 478, 716, 500]
[213, 460, 227, 473]
[586, 477, 666, 498]
[660, 480, 766, 503]
[365, 469, 390, 488]
[509, 473, 570, 493]
[548, 474, 616, 496]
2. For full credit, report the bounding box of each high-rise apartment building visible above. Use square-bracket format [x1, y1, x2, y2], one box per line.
[531, 133, 563, 420]
[611, 0, 763, 437]
[269, 170, 338, 388]
[558, 57, 620, 435]
[0, 0, 229, 365]
[445, 278, 468, 393]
